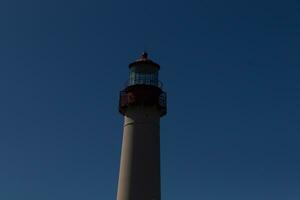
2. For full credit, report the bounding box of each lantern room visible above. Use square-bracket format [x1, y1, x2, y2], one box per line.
[127, 52, 162, 88]
[119, 52, 167, 116]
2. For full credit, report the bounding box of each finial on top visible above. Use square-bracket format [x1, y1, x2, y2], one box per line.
[141, 52, 148, 59]
[129, 52, 160, 69]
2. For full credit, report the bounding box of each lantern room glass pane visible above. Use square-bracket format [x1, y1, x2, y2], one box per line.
[129, 71, 158, 87]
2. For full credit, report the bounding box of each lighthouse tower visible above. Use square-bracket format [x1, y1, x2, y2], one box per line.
[117, 53, 167, 200]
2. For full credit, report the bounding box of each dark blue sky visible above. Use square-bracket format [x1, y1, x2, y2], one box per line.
[0, 0, 299, 199]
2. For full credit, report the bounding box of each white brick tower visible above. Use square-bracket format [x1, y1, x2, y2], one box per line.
[117, 53, 167, 200]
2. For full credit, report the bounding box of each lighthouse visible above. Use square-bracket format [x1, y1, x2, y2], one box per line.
[117, 53, 167, 200]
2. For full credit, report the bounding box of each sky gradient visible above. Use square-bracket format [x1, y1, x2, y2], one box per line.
[0, 0, 300, 199]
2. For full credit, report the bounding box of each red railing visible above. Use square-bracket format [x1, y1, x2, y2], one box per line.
[119, 91, 167, 116]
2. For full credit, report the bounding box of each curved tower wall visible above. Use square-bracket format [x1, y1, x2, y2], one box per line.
[117, 106, 161, 200]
